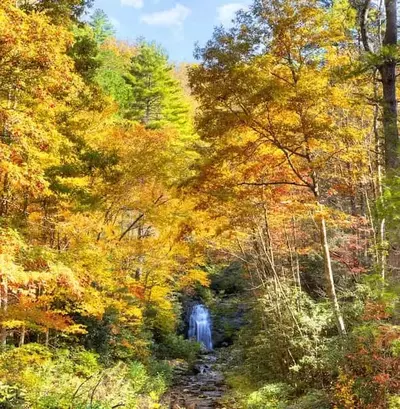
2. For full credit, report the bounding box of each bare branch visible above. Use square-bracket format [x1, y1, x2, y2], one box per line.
[118, 213, 144, 241]
[238, 181, 309, 188]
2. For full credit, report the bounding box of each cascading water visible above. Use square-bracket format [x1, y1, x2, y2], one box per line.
[188, 304, 213, 350]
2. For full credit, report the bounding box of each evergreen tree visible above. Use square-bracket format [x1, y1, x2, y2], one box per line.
[17, 0, 93, 22]
[89, 9, 115, 45]
[124, 43, 190, 130]
[95, 39, 135, 113]
[69, 25, 101, 82]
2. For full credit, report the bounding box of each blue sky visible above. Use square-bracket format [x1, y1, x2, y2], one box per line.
[91, 0, 252, 62]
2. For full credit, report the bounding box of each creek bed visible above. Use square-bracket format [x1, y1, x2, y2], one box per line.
[163, 353, 228, 409]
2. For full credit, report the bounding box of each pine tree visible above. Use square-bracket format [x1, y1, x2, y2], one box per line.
[17, 0, 93, 22]
[95, 39, 135, 113]
[89, 9, 115, 45]
[123, 42, 190, 130]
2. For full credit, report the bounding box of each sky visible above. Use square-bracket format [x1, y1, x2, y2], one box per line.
[91, 0, 252, 62]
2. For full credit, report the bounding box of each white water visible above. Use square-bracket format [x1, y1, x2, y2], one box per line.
[188, 304, 213, 350]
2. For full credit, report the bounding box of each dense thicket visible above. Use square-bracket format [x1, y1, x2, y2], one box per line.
[189, 0, 400, 407]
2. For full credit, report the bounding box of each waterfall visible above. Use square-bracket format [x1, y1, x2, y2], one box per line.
[188, 304, 213, 350]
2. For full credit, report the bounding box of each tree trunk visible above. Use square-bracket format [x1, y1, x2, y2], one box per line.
[19, 325, 26, 347]
[372, 73, 388, 279]
[312, 173, 347, 335]
[291, 216, 302, 293]
[45, 328, 49, 347]
[1, 276, 8, 345]
[318, 212, 347, 335]
[380, 218, 387, 279]
[359, 0, 398, 170]
[379, 63, 399, 171]
[380, 0, 398, 170]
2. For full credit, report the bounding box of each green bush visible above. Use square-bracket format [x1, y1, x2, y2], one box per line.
[228, 283, 335, 388]
[156, 333, 201, 364]
[246, 383, 291, 409]
[287, 390, 331, 409]
[148, 359, 173, 389]
[0, 344, 170, 409]
[0, 382, 23, 408]
[389, 395, 400, 409]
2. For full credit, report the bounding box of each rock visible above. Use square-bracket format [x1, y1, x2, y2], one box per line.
[163, 352, 227, 409]
[200, 385, 217, 392]
[193, 362, 212, 374]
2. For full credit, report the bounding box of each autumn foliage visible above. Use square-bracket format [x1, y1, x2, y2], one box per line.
[0, 0, 400, 408]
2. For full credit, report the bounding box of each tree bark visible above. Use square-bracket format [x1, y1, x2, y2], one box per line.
[359, 0, 372, 52]
[313, 176, 347, 335]
[45, 328, 49, 347]
[1, 276, 8, 345]
[372, 72, 388, 278]
[359, 0, 399, 171]
[19, 325, 26, 347]
[380, 0, 398, 170]
[318, 211, 347, 335]
[379, 61, 399, 171]
[291, 216, 302, 293]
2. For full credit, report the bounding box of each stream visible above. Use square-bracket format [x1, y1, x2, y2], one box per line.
[165, 353, 228, 409]
[163, 304, 229, 408]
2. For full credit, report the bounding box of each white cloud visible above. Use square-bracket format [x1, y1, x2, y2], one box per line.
[217, 3, 245, 26]
[121, 0, 144, 9]
[140, 3, 191, 27]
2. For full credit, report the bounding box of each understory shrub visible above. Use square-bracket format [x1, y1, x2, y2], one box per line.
[332, 276, 400, 408]
[224, 274, 400, 409]
[246, 383, 292, 409]
[155, 333, 201, 364]
[287, 390, 331, 409]
[0, 344, 170, 409]
[229, 282, 335, 388]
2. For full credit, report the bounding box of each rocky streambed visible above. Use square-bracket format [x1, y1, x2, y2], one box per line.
[163, 353, 230, 409]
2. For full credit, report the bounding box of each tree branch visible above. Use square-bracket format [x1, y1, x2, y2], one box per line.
[360, 0, 372, 52]
[118, 213, 144, 241]
[238, 181, 309, 188]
